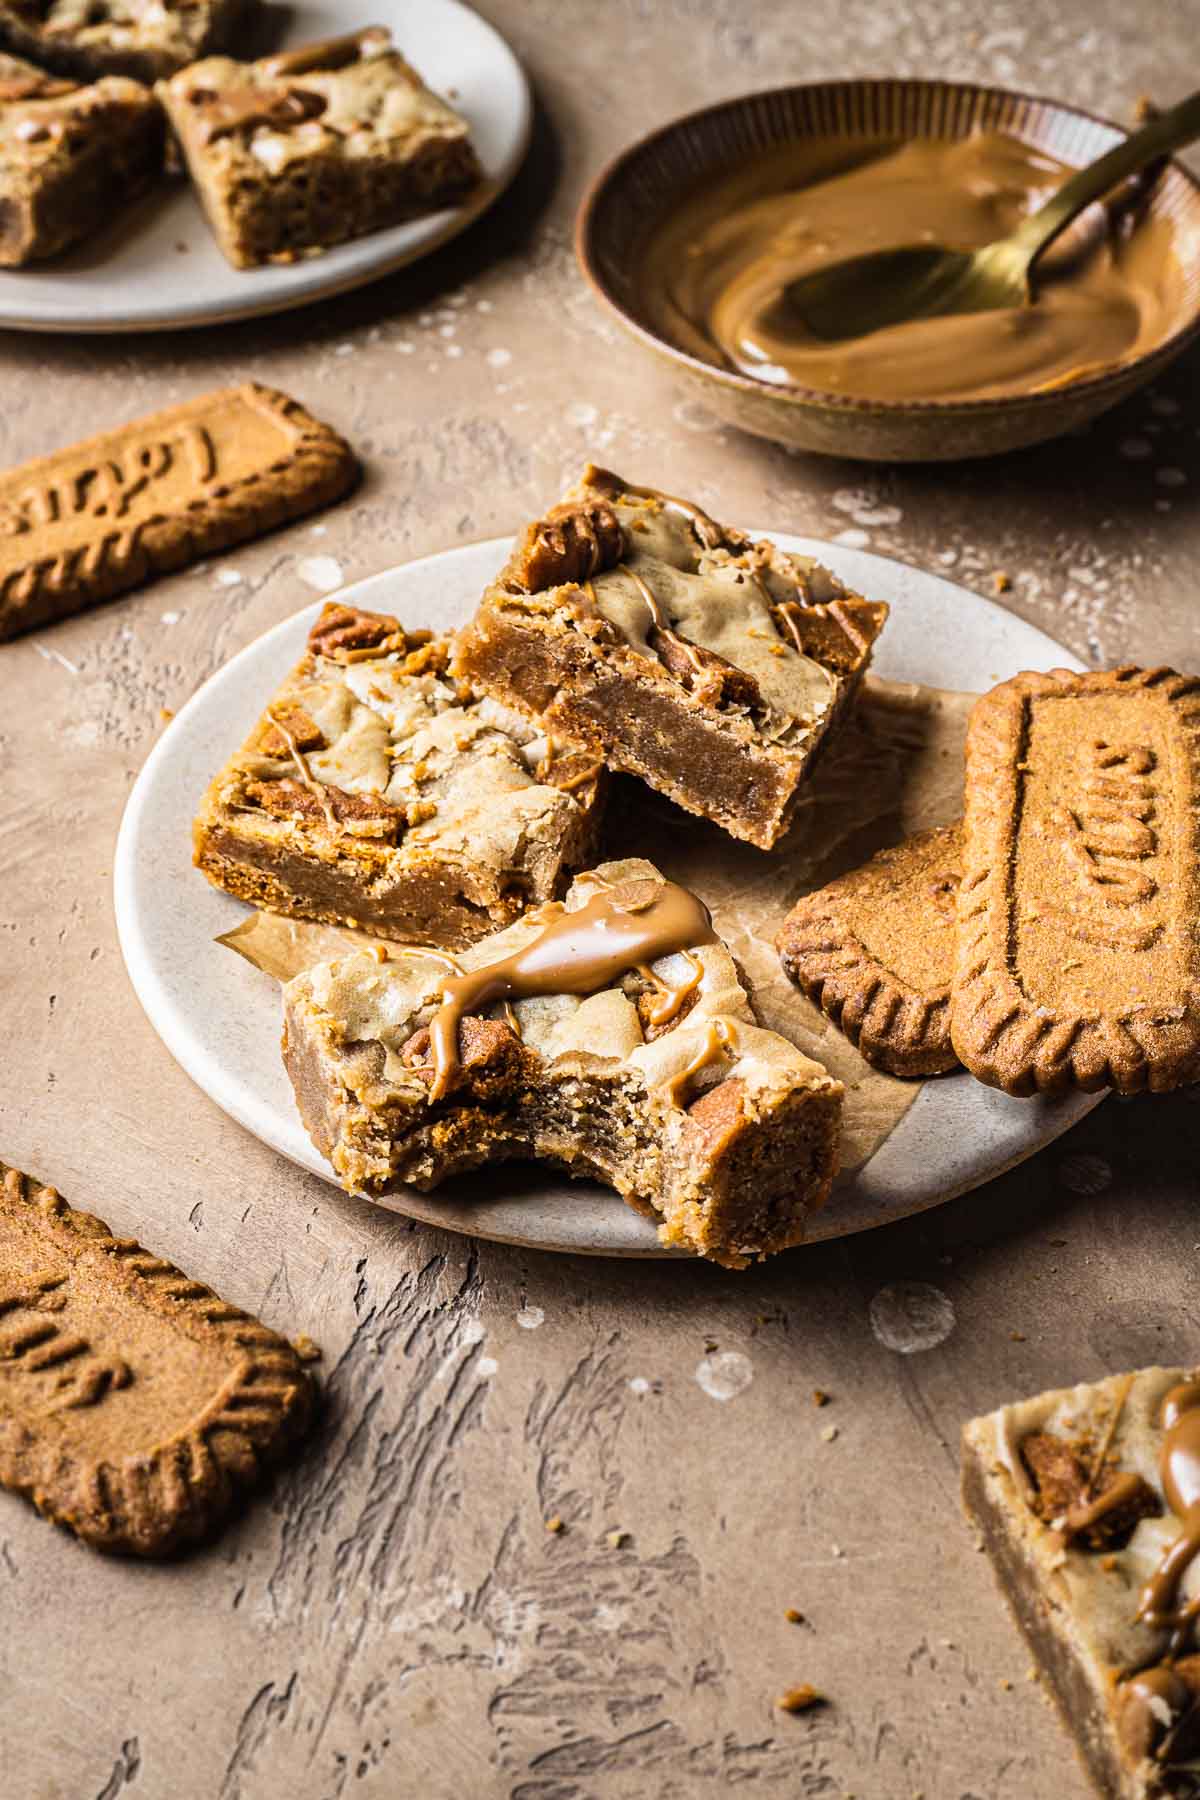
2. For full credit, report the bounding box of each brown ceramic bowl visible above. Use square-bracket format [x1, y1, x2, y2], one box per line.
[576, 79, 1200, 462]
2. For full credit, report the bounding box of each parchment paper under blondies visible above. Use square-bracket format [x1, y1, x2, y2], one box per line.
[221, 676, 972, 1179]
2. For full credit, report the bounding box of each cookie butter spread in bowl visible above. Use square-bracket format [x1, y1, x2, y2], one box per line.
[577, 80, 1200, 461]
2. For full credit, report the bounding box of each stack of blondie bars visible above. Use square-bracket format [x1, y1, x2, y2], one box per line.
[195, 465, 892, 1267]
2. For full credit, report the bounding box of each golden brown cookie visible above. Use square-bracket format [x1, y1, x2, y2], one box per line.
[0, 1161, 315, 1555]
[777, 824, 962, 1077]
[0, 382, 358, 641]
[953, 666, 1200, 1096]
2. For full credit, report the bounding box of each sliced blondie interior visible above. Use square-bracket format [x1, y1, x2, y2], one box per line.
[283, 858, 843, 1267]
[194, 601, 605, 951]
[453, 464, 888, 849]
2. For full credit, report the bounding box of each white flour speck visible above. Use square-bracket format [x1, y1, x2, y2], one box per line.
[628, 1377, 650, 1395]
[298, 556, 345, 592]
[461, 1319, 485, 1347]
[566, 400, 598, 428]
[32, 640, 79, 674]
[833, 528, 870, 549]
[215, 567, 243, 587]
[832, 487, 902, 528]
[695, 1350, 753, 1401]
[487, 347, 512, 369]
[446, 343, 463, 358]
[1120, 437, 1152, 460]
[439, 324, 456, 339]
[478, 1356, 498, 1377]
[477, 298, 494, 312]
[395, 340, 415, 354]
[868, 1282, 956, 1354]
[310, 523, 327, 536]
[516, 1306, 545, 1330]
[673, 398, 721, 432]
[160, 610, 181, 625]
[335, 343, 355, 357]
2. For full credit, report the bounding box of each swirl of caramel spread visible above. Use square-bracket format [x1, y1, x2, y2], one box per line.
[639, 132, 1183, 403]
[423, 876, 718, 1100]
[1138, 1381, 1200, 1647]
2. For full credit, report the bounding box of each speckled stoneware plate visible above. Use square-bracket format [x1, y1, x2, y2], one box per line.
[0, 0, 530, 334]
[114, 535, 1104, 1258]
[577, 79, 1200, 461]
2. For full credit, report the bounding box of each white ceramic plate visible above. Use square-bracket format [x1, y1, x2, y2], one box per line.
[0, 0, 530, 333]
[114, 536, 1102, 1257]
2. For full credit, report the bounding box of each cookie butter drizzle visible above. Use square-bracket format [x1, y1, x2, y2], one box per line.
[260, 26, 391, 78]
[638, 953, 704, 1027]
[266, 710, 339, 833]
[662, 1018, 739, 1105]
[423, 878, 719, 1101]
[1115, 1381, 1200, 1755]
[1138, 1382, 1200, 1647]
[624, 566, 708, 679]
[614, 478, 726, 551]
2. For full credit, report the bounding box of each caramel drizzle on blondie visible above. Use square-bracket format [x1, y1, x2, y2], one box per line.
[422, 877, 718, 1101]
[265, 708, 339, 833]
[260, 27, 392, 79]
[589, 469, 726, 552]
[637, 953, 703, 1028]
[660, 1018, 738, 1106]
[1138, 1381, 1200, 1649]
[624, 566, 708, 680]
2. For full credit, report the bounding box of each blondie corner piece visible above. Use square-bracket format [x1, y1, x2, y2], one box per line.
[452, 464, 888, 849]
[962, 1368, 1200, 1799]
[0, 383, 357, 642]
[0, 52, 163, 265]
[953, 666, 1200, 1097]
[778, 823, 962, 1077]
[0, 0, 253, 84]
[282, 857, 843, 1268]
[0, 1160, 315, 1556]
[195, 601, 606, 950]
[158, 27, 482, 269]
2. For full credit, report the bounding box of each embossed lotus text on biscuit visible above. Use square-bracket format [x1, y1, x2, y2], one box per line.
[0, 1270, 133, 1412]
[0, 424, 217, 539]
[1046, 739, 1163, 952]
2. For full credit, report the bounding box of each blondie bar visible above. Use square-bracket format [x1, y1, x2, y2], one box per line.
[453, 465, 888, 849]
[158, 27, 481, 268]
[283, 859, 843, 1267]
[0, 51, 163, 263]
[194, 602, 605, 950]
[0, 0, 252, 84]
[963, 1368, 1200, 1798]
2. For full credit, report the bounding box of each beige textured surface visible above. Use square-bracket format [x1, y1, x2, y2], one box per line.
[2, 2, 1200, 1795]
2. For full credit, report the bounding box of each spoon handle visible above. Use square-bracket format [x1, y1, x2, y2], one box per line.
[1010, 89, 1200, 271]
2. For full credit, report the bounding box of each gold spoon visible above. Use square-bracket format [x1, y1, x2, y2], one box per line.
[780, 91, 1200, 342]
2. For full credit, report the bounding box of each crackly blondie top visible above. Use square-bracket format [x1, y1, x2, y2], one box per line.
[194, 602, 604, 947]
[0, 0, 247, 79]
[965, 1368, 1200, 1793]
[161, 28, 476, 179]
[494, 464, 887, 750]
[283, 858, 843, 1266]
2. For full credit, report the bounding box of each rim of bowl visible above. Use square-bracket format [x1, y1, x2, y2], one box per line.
[575, 76, 1200, 419]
